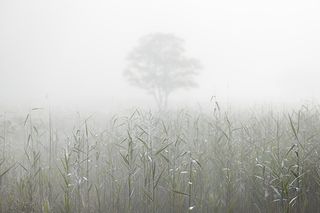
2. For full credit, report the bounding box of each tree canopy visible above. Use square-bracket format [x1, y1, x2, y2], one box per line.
[124, 33, 202, 109]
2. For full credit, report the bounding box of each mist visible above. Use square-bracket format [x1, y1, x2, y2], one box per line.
[3, 1, 320, 212]
[1, 0, 320, 111]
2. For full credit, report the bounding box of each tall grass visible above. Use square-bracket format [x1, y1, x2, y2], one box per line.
[1, 104, 320, 212]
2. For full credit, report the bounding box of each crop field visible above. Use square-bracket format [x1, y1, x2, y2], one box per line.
[0, 104, 320, 213]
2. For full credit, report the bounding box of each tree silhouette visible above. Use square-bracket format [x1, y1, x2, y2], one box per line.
[124, 33, 202, 109]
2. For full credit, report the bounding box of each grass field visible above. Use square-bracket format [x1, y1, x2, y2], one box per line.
[0, 104, 320, 212]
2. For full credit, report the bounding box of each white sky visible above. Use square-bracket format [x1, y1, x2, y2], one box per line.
[1, 0, 320, 109]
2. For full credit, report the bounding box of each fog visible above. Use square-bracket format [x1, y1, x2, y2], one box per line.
[1, 0, 320, 110]
[3, 2, 320, 212]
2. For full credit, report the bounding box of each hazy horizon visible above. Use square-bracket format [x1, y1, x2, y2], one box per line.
[1, 0, 320, 110]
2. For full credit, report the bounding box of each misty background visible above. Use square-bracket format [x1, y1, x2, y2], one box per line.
[1, 0, 320, 111]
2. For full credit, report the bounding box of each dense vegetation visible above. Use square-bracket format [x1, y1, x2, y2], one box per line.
[1, 104, 320, 212]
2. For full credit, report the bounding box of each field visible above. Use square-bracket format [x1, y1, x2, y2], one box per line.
[0, 104, 320, 213]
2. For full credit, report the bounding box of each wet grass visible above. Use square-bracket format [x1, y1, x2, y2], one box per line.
[1, 104, 320, 212]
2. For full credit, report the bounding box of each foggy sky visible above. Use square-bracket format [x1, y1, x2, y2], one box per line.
[1, 0, 320, 109]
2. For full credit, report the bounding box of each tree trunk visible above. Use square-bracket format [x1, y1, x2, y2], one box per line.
[152, 88, 169, 111]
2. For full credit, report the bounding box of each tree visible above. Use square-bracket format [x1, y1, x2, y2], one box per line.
[124, 33, 202, 109]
